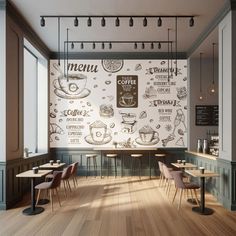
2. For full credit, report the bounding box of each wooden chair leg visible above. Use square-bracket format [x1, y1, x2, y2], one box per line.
[50, 189, 53, 212]
[67, 180, 72, 192]
[36, 189, 41, 205]
[193, 189, 200, 206]
[63, 180, 67, 197]
[72, 177, 76, 189]
[178, 189, 183, 210]
[55, 188, 61, 207]
[190, 189, 194, 201]
[172, 188, 178, 204]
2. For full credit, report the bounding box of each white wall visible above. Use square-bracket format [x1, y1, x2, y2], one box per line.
[0, 7, 6, 161]
[218, 11, 235, 161]
[188, 57, 218, 151]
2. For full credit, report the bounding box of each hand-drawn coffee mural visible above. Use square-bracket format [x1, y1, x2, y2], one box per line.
[50, 59, 187, 148]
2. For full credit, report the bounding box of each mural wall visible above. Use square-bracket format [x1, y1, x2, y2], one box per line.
[50, 59, 188, 148]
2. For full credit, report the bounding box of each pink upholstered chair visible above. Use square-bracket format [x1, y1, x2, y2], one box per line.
[171, 171, 200, 210]
[35, 171, 62, 211]
[70, 162, 79, 188]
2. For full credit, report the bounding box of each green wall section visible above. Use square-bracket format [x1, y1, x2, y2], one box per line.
[185, 152, 236, 211]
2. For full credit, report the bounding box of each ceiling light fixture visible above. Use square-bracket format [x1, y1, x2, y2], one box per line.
[199, 52, 205, 101]
[87, 17, 92, 27]
[151, 42, 154, 49]
[92, 42, 96, 49]
[40, 16, 45, 27]
[158, 42, 161, 49]
[189, 17, 194, 27]
[157, 17, 162, 27]
[143, 17, 147, 27]
[175, 17, 178, 76]
[101, 17, 106, 27]
[115, 17, 120, 27]
[102, 42, 105, 49]
[57, 17, 60, 65]
[74, 17, 78, 27]
[129, 17, 133, 27]
[71, 42, 74, 49]
[142, 42, 145, 49]
[208, 43, 217, 95]
[109, 42, 112, 49]
[81, 42, 84, 49]
[134, 42, 137, 49]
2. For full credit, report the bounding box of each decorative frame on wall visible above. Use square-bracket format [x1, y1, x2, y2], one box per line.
[50, 59, 188, 148]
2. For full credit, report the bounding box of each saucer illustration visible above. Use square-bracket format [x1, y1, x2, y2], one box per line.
[135, 137, 160, 146]
[85, 134, 112, 145]
[54, 88, 91, 99]
[119, 101, 136, 107]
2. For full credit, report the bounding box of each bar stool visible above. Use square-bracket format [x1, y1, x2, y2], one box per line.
[106, 154, 118, 177]
[86, 154, 97, 177]
[131, 154, 143, 179]
[155, 153, 166, 163]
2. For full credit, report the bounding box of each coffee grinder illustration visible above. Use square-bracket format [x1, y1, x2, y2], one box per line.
[120, 112, 137, 134]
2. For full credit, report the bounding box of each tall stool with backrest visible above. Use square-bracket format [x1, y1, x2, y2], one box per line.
[171, 171, 200, 210]
[35, 171, 62, 212]
[86, 154, 97, 177]
[131, 154, 143, 179]
[106, 154, 118, 177]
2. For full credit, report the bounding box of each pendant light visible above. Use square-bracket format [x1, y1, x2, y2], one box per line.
[208, 43, 217, 95]
[198, 53, 205, 101]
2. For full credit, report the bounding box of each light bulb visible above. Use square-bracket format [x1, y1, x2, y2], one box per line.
[208, 83, 217, 95]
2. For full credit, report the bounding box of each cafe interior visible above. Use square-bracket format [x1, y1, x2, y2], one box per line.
[1, 0, 236, 235]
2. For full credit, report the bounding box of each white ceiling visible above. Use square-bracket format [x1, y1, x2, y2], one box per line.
[10, 0, 227, 55]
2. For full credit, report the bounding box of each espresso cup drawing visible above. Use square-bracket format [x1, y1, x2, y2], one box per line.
[32, 167, 39, 174]
[199, 167, 205, 174]
[122, 113, 136, 123]
[50, 160, 54, 165]
[54, 74, 87, 95]
[89, 121, 108, 143]
[139, 126, 158, 143]
[120, 93, 134, 106]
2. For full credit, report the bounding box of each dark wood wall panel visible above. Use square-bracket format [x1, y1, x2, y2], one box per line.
[6, 16, 23, 160]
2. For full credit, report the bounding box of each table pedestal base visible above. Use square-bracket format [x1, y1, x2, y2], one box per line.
[23, 207, 44, 215]
[192, 207, 214, 215]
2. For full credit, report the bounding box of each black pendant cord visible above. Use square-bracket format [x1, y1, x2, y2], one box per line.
[212, 43, 215, 85]
[175, 17, 178, 76]
[64, 41, 65, 76]
[200, 53, 202, 93]
[167, 28, 170, 82]
[58, 17, 61, 65]
[171, 41, 173, 77]
[66, 28, 69, 81]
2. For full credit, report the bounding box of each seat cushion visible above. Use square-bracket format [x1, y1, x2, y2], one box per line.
[35, 182, 51, 190]
[131, 154, 142, 157]
[106, 154, 117, 157]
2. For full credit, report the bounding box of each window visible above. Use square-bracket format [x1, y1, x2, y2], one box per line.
[23, 39, 48, 157]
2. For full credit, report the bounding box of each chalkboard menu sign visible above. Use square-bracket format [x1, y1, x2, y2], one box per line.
[195, 105, 218, 126]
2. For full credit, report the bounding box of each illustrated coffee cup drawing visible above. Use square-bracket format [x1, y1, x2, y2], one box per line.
[199, 167, 205, 174]
[50, 160, 54, 165]
[119, 93, 135, 106]
[139, 125, 158, 143]
[89, 120, 108, 143]
[54, 73, 87, 95]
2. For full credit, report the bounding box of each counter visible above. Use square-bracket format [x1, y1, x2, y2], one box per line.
[185, 151, 217, 161]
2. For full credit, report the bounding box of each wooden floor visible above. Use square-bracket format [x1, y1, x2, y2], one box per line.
[1, 177, 236, 236]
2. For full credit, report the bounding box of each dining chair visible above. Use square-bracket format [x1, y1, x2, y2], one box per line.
[70, 162, 79, 188]
[162, 164, 175, 194]
[171, 171, 200, 210]
[35, 171, 62, 212]
[61, 165, 73, 197]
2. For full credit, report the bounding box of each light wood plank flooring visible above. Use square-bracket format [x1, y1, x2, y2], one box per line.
[0, 177, 236, 236]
